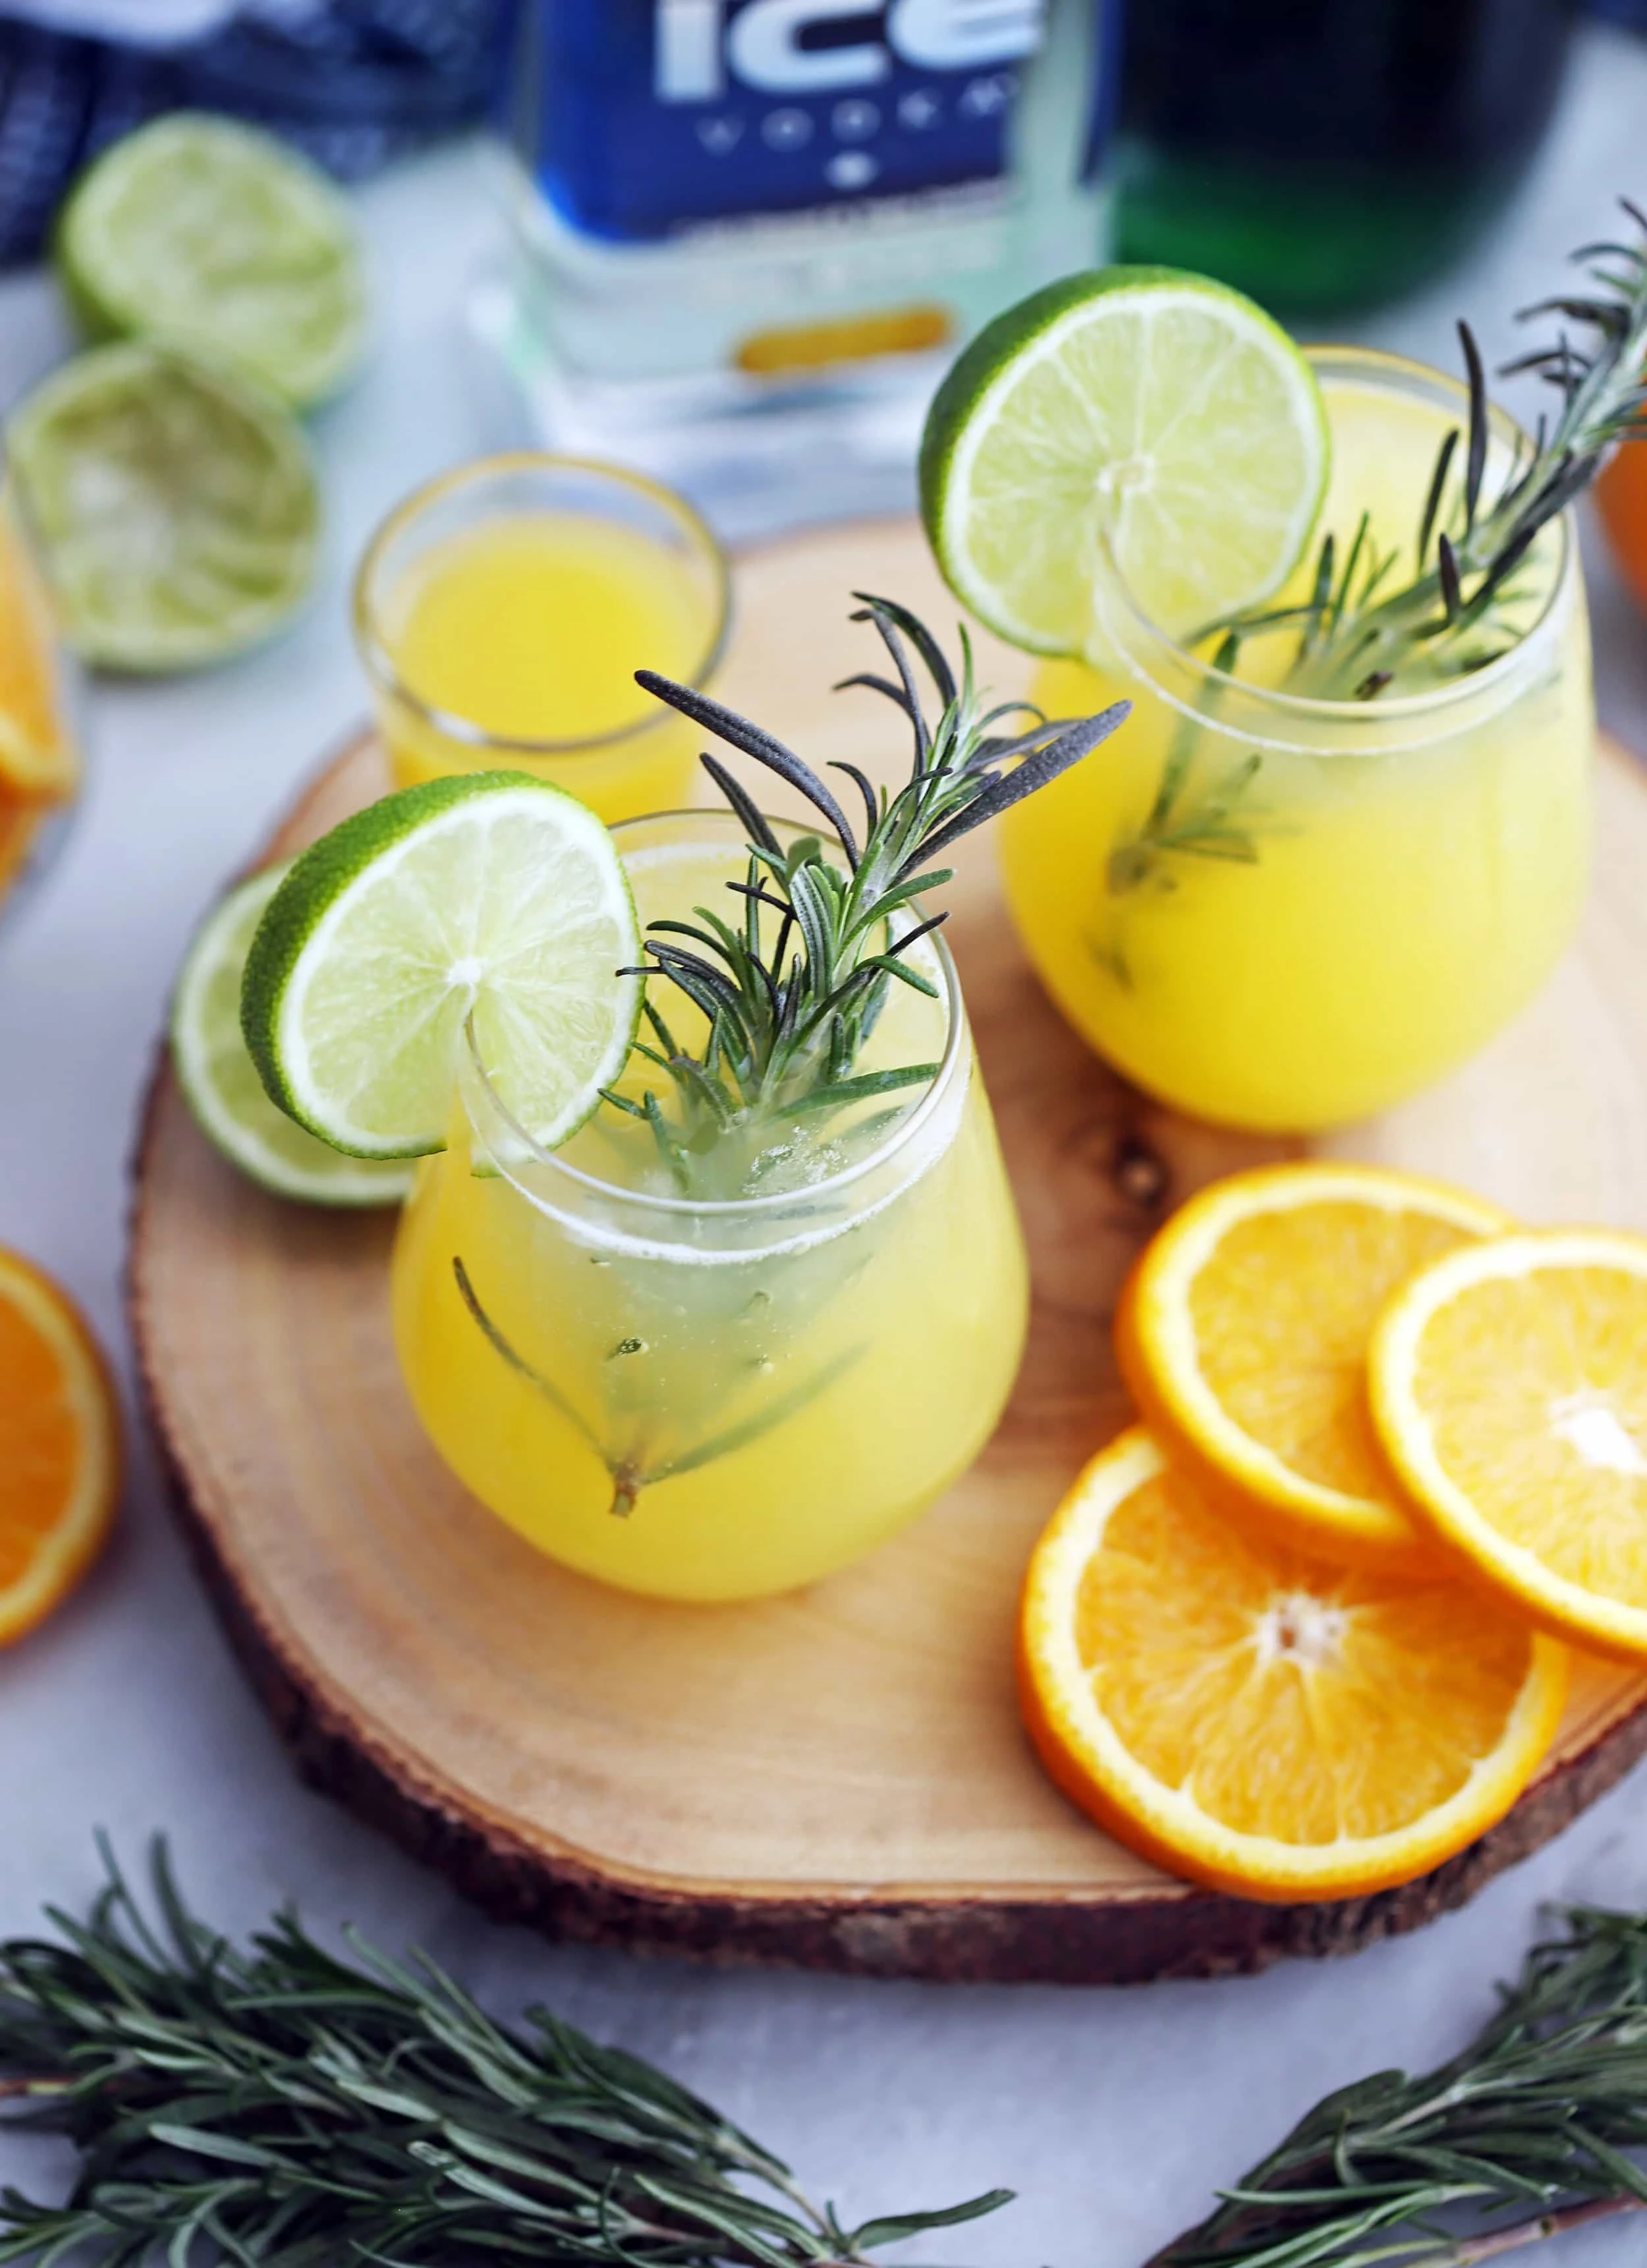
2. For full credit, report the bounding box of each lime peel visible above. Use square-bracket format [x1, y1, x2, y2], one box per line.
[7, 341, 320, 674]
[57, 113, 367, 410]
[242, 772, 643, 1161]
[920, 264, 1329, 655]
[172, 864, 414, 1207]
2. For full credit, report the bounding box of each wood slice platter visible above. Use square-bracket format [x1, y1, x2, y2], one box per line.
[130, 518, 1647, 1983]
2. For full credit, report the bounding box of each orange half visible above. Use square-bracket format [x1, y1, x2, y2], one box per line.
[1019, 1427, 1567, 1902]
[0, 1247, 121, 1644]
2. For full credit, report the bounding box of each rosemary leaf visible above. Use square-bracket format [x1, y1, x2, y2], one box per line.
[627, 602, 1125, 1191]
[1222, 202, 1647, 699]
[1153, 1904, 1647, 2268]
[0, 1842, 1013, 2268]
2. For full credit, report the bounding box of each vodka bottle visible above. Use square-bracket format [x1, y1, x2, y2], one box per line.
[479, 0, 1114, 534]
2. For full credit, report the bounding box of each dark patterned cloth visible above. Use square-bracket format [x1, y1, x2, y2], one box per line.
[0, 1, 511, 267]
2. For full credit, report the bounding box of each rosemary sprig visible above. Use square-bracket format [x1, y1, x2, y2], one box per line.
[611, 596, 1127, 1194]
[0, 1840, 1011, 2268]
[1084, 204, 1647, 973]
[1210, 201, 1647, 699]
[453, 1254, 864, 1517]
[1154, 1904, 1647, 2268]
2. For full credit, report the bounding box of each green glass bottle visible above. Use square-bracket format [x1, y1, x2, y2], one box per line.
[1115, 0, 1577, 315]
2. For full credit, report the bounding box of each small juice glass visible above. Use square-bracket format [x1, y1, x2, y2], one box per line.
[0, 471, 82, 931]
[391, 810, 1029, 1602]
[354, 454, 730, 826]
[999, 347, 1594, 1132]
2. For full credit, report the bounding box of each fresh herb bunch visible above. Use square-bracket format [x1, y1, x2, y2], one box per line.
[1211, 202, 1647, 699]
[606, 594, 1127, 1194]
[1155, 1903, 1647, 2268]
[0, 1841, 1009, 2268]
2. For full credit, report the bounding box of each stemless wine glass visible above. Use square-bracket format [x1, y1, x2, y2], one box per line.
[1000, 347, 1594, 1132]
[354, 453, 730, 826]
[0, 467, 83, 935]
[391, 810, 1029, 1603]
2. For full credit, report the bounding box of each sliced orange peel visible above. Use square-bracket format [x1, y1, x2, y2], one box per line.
[0, 1246, 121, 1645]
[1019, 1427, 1569, 1903]
[1117, 1162, 1511, 1566]
[1372, 1229, 1647, 1662]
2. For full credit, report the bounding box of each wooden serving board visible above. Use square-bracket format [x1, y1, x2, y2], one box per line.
[130, 519, 1647, 1983]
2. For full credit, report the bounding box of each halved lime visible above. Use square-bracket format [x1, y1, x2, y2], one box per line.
[920, 266, 1329, 653]
[7, 343, 320, 673]
[242, 773, 642, 1159]
[57, 114, 367, 410]
[173, 865, 413, 1206]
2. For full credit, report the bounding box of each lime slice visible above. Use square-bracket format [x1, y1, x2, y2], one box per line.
[920, 266, 1329, 653]
[57, 114, 367, 410]
[242, 772, 642, 1159]
[173, 865, 413, 1206]
[7, 343, 320, 674]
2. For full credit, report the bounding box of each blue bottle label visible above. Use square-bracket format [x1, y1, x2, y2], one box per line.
[511, 0, 1051, 244]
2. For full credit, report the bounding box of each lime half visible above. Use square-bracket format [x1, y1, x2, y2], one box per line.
[7, 343, 320, 673]
[173, 865, 413, 1206]
[921, 266, 1329, 653]
[242, 773, 643, 1159]
[58, 114, 367, 410]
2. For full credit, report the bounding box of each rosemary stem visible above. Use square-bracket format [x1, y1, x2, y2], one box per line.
[1444, 2194, 1647, 2266]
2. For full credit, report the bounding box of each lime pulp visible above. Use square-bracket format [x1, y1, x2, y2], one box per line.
[6, 342, 320, 674]
[241, 773, 643, 1160]
[920, 266, 1329, 654]
[57, 113, 367, 411]
[173, 865, 414, 1206]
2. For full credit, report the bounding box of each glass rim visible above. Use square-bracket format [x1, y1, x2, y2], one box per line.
[352, 451, 733, 760]
[1093, 342, 1575, 735]
[462, 808, 968, 1225]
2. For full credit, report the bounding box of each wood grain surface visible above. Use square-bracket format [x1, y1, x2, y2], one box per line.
[130, 519, 1647, 1981]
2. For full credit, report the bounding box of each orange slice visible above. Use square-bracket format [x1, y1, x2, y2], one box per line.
[0, 787, 44, 906]
[1117, 1162, 1511, 1564]
[0, 1247, 121, 1644]
[1372, 1230, 1647, 1661]
[1019, 1427, 1567, 1902]
[0, 497, 77, 799]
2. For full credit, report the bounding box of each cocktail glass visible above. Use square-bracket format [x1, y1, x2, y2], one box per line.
[354, 454, 730, 826]
[391, 809, 1028, 1602]
[999, 346, 1594, 1131]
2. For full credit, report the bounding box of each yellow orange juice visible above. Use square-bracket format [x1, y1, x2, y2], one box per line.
[391, 812, 1029, 1602]
[355, 456, 728, 826]
[1000, 348, 1594, 1132]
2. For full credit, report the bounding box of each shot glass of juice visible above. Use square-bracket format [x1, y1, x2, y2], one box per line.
[391, 809, 1029, 1602]
[0, 472, 82, 931]
[354, 455, 730, 825]
[999, 347, 1594, 1131]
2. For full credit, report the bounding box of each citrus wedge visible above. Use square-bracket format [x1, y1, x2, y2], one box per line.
[1118, 1163, 1511, 1564]
[242, 772, 641, 1158]
[0, 498, 77, 798]
[1019, 1427, 1567, 1901]
[173, 865, 414, 1205]
[1371, 1231, 1647, 1661]
[920, 266, 1328, 654]
[0, 1247, 121, 1645]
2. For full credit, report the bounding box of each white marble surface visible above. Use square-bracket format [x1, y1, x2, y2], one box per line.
[4, 34, 1647, 2266]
